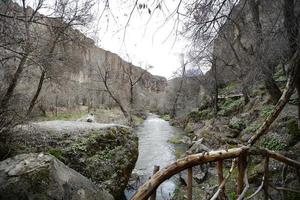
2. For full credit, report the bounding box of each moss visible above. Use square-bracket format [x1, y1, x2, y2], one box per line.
[48, 148, 63, 160]
[219, 82, 238, 95]
[260, 105, 274, 118]
[243, 122, 261, 135]
[167, 135, 183, 144]
[218, 97, 244, 116]
[188, 108, 213, 122]
[229, 118, 246, 131]
[228, 191, 237, 200]
[161, 114, 171, 121]
[23, 167, 50, 198]
[132, 115, 144, 126]
[261, 136, 286, 151]
[287, 118, 300, 137]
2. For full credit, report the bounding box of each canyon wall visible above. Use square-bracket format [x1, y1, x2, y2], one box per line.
[0, 2, 167, 115]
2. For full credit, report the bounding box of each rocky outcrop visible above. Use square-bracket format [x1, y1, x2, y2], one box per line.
[7, 121, 139, 199]
[0, 153, 114, 200]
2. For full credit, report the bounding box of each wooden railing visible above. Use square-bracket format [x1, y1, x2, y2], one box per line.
[130, 146, 300, 200]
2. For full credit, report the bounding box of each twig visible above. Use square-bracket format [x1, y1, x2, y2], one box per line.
[269, 185, 300, 193]
[237, 169, 249, 200]
[245, 176, 265, 199]
[210, 159, 236, 200]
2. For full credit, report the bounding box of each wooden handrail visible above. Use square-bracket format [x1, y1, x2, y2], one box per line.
[130, 146, 300, 200]
[131, 147, 248, 200]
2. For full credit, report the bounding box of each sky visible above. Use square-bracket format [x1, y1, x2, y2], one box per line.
[88, 0, 189, 79]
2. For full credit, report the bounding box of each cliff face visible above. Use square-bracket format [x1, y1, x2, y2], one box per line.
[0, 2, 167, 114]
[212, 0, 300, 84]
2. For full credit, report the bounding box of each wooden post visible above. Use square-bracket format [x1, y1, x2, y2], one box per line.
[216, 160, 225, 200]
[187, 167, 193, 200]
[237, 151, 247, 196]
[150, 165, 160, 200]
[263, 156, 269, 200]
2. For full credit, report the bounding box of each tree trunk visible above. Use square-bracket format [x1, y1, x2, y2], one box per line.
[171, 58, 186, 119]
[104, 81, 129, 119]
[1, 54, 28, 109]
[283, 0, 299, 127]
[264, 77, 282, 104]
[212, 57, 218, 116]
[241, 85, 250, 104]
[26, 70, 46, 116]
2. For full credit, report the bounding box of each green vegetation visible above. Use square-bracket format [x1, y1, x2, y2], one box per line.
[161, 114, 171, 121]
[260, 105, 274, 118]
[287, 117, 300, 137]
[188, 108, 213, 122]
[286, 117, 300, 145]
[228, 191, 237, 200]
[218, 97, 244, 116]
[167, 135, 183, 144]
[261, 136, 286, 151]
[132, 115, 144, 126]
[48, 148, 63, 160]
[243, 122, 261, 135]
[219, 82, 238, 95]
[229, 118, 246, 131]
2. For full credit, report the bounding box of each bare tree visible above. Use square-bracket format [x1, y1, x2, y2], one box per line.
[170, 54, 186, 118]
[0, 0, 44, 109]
[96, 51, 129, 119]
[26, 0, 94, 116]
[121, 61, 150, 124]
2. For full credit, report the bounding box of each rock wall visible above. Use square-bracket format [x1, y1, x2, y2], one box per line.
[0, 1, 167, 114]
[212, 0, 300, 84]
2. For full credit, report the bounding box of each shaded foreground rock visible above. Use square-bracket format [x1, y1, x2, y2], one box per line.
[0, 153, 114, 200]
[7, 121, 139, 199]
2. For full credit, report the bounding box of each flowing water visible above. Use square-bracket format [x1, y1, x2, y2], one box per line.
[125, 114, 186, 200]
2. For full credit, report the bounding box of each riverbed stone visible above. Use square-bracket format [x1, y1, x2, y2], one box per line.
[0, 153, 114, 200]
[7, 121, 139, 199]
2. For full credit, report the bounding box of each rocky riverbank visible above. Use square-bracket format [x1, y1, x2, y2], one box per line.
[167, 82, 300, 199]
[1, 120, 139, 199]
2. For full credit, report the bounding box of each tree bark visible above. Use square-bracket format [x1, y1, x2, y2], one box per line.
[1, 53, 29, 109]
[212, 56, 218, 116]
[26, 70, 46, 116]
[264, 78, 282, 104]
[171, 58, 186, 119]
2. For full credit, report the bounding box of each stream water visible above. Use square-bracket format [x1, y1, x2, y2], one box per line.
[125, 114, 186, 200]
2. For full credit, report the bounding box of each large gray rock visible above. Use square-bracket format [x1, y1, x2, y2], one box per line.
[0, 153, 114, 200]
[7, 121, 139, 199]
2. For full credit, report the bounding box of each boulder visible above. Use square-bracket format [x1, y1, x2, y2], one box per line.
[186, 138, 211, 154]
[8, 121, 139, 199]
[0, 153, 114, 200]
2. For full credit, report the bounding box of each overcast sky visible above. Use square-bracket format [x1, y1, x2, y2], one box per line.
[89, 0, 188, 79]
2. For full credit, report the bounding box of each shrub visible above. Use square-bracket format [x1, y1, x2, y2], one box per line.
[260, 105, 274, 118]
[218, 97, 244, 116]
[48, 148, 63, 160]
[261, 136, 286, 151]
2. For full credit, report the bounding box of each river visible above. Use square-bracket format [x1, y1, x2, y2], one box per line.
[125, 114, 186, 200]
